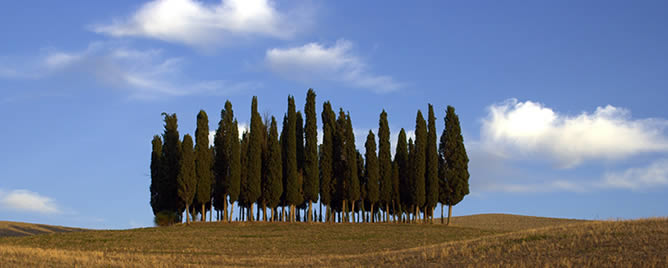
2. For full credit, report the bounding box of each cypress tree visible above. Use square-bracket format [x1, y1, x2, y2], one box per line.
[195, 110, 213, 222]
[228, 120, 241, 222]
[357, 150, 366, 222]
[150, 135, 163, 216]
[346, 114, 360, 223]
[245, 97, 263, 221]
[284, 96, 300, 222]
[390, 160, 401, 223]
[161, 113, 184, 223]
[413, 111, 427, 223]
[239, 131, 249, 221]
[214, 101, 238, 222]
[178, 134, 197, 224]
[395, 129, 409, 222]
[303, 89, 319, 223]
[439, 106, 470, 225]
[425, 104, 439, 224]
[263, 117, 283, 221]
[364, 130, 380, 223]
[319, 101, 336, 223]
[377, 110, 392, 223]
[334, 109, 347, 222]
[407, 137, 415, 222]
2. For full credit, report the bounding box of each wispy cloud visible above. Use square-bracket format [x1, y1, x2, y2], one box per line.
[601, 159, 668, 190]
[1, 42, 261, 99]
[481, 99, 668, 168]
[265, 40, 402, 93]
[92, 0, 306, 48]
[0, 189, 61, 214]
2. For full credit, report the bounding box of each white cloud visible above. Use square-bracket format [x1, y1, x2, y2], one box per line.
[265, 40, 402, 93]
[92, 0, 302, 48]
[481, 99, 668, 168]
[0, 189, 61, 214]
[601, 159, 668, 190]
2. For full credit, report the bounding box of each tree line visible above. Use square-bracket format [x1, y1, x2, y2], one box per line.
[150, 89, 469, 226]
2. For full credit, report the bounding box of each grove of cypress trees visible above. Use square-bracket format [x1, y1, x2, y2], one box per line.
[364, 130, 380, 223]
[150, 135, 163, 216]
[320, 101, 336, 223]
[284, 96, 300, 222]
[195, 110, 213, 222]
[303, 89, 319, 223]
[161, 112, 184, 223]
[439, 106, 470, 225]
[246, 97, 263, 221]
[425, 105, 439, 224]
[178, 134, 197, 224]
[377, 110, 392, 223]
[412, 111, 427, 223]
[263, 116, 283, 221]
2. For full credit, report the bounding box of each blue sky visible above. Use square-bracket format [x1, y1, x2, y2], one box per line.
[1, 0, 667, 229]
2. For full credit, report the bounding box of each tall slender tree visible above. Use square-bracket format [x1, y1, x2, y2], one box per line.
[395, 129, 409, 222]
[320, 101, 336, 223]
[263, 116, 283, 221]
[346, 113, 360, 223]
[364, 130, 380, 223]
[228, 120, 241, 222]
[284, 96, 300, 222]
[239, 131, 249, 221]
[303, 89, 319, 223]
[425, 104, 439, 224]
[377, 110, 392, 223]
[390, 160, 401, 223]
[439, 106, 470, 225]
[150, 135, 163, 216]
[246, 97, 263, 221]
[407, 137, 415, 222]
[178, 134, 197, 224]
[334, 109, 348, 222]
[412, 111, 427, 223]
[213, 101, 238, 222]
[161, 112, 184, 223]
[195, 110, 213, 222]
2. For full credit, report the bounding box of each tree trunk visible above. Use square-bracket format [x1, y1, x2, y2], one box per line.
[447, 205, 452, 225]
[308, 200, 313, 223]
[319, 202, 322, 223]
[370, 203, 374, 223]
[201, 203, 206, 222]
[281, 206, 286, 222]
[351, 201, 356, 223]
[326, 205, 331, 223]
[185, 204, 190, 224]
[229, 202, 234, 222]
[262, 202, 267, 222]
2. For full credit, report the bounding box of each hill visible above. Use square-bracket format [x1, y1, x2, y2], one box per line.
[0, 214, 665, 267]
[0, 221, 82, 237]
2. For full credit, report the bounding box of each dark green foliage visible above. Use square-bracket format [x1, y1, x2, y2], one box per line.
[390, 160, 401, 215]
[263, 117, 283, 210]
[319, 101, 336, 215]
[195, 110, 213, 220]
[439, 106, 470, 206]
[377, 111, 392, 212]
[150, 135, 163, 215]
[412, 111, 427, 211]
[296, 111, 305, 173]
[245, 97, 263, 214]
[160, 113, 184, 222]
[395, 129, 409, 211]
[364, 131, 380, 208]
[178, 134, 197, 223]
[303, 89, 319, 206]
[425, 105, 439, 214]
[154, 211, 179, 227]
[333, 109, 348, 213]
[228, 120, 241, 204]
[239, 131, 249, 209]
[346, 114, 360, 204]
[284, 96, 301, 207]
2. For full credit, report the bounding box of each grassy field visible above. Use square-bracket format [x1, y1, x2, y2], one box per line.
[0, 221, 82, 237]
[0, 214, 665, 267]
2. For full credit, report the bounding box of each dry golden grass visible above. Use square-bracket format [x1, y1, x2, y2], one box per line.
[0, 221, 82, 237]
[0, 214, 665, 267]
